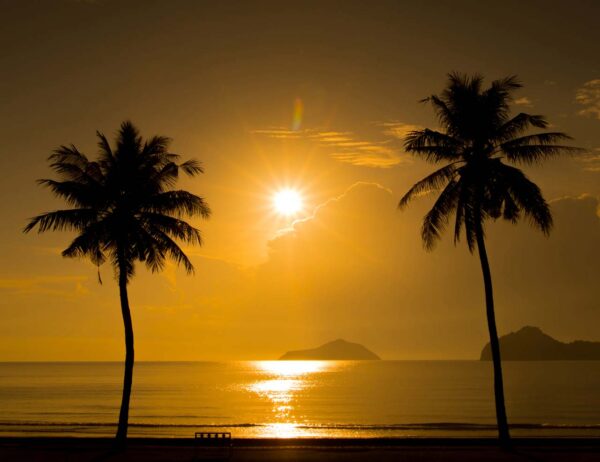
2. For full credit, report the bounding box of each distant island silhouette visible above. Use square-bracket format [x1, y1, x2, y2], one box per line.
[480, 326, 600, 361]
[279, 339, 380, 360]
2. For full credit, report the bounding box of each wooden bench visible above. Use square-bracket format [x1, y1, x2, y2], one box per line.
[194, 432, 232, 460]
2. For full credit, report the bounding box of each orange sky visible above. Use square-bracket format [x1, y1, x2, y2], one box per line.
[0, 0, 599, 360]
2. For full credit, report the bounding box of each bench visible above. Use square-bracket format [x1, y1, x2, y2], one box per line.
[194, 432, 232, 460]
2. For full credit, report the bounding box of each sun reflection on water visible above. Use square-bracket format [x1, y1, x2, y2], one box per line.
[248, 361, 329, 437]
[264, 422, 305, 438]
[254, 360, 328, 376]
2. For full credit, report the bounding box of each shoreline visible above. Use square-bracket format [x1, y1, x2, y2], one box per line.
[1, 437, 599, 461]
[2, 436, 600, 445]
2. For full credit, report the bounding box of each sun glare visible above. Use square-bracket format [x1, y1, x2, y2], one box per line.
[254, 360, 328, 377]
[273, 189, 303, 216]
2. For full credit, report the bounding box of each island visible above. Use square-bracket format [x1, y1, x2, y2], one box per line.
[480, 326, 600, 361]
[279, 339, 381, 360]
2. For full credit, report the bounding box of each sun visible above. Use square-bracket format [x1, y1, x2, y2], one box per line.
[273, 189, 303, 216]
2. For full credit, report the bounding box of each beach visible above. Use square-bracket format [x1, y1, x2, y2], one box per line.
[1, 438, 599, 461]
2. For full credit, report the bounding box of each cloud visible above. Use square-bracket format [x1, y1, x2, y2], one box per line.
[514, 97, 533, 107]
[0, 275, 89, 297]
[251, 128, 303, 140]
[578, 148, 600, 172]
[575, 79, 600, 119]
[253, 126, 412, 168]
[377, 121, 424, 140]
[269, 182, 394, 254]
[307, 131, 402, 168]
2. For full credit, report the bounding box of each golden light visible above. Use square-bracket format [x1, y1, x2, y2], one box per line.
[264, 423, 304, 438]
[247, 361, 330, 437]
[273, 189, 303, 216]
[248, 361, 328, 406]
[255, 360, 327, 377]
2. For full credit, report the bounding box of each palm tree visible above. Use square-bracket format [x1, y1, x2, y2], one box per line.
[398, 73, 580, 444]
[24, 121, 210, 444]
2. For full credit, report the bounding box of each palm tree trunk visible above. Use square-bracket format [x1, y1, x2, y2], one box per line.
[115, 259, 134, 444]
[475, 224, 510, 444]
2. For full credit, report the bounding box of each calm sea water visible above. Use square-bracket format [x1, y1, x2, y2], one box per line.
[0, 361, 598, 438]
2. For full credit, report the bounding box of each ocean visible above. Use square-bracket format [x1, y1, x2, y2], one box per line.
[0, 361, 598, 438]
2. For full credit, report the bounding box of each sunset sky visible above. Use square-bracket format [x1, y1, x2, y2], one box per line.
[1, 0, 599, 360]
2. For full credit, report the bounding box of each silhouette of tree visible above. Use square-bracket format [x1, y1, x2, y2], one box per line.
[398, 73, 580, 444]
[24, 121, 210, 444]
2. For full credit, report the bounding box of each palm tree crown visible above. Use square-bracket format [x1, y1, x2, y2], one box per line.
[24, 121, 211, 279]
[399, 73, 580, 251]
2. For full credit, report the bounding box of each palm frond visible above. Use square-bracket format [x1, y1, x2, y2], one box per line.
[24, 209, 96, 234]
[425, 94, 458, 132]
[149, 228, 195, 274]
[180, 159, 204, 176]
[502, 132, 573, 147]
[129, 224, 167, 274]
[398, 163, 458, 209]
[116, 120, 143, 159]
[421, 179, 461, 251]
[499, 164, 553, 234]
[502, 143, 583, 165]
[490, 75, 522, 93]
[62, 227, 106, 266]
[483, 75, 521, 126]
[36, 179, 103, 207]
[404, 129, 462, 162]
[144, 190, 211, 218]
[150, 162, 180, 189]
[142, 213, 202, 245]
[96, 131, 113, 159]
[49, 144, 89, 167]
[497, 113, 548, 141]
[447, 72, 484, 96]
[502, 192, 520, 223]
[142, 135, 172, 156]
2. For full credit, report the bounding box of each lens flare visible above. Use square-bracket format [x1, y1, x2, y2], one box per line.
[292, 98, 303, 131]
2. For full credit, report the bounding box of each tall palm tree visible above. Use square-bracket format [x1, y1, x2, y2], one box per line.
[24, 121, 210, 444]
[398, 73, 580, 444]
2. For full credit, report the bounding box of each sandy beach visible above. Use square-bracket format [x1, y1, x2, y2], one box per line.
[0, 438, 598, 462]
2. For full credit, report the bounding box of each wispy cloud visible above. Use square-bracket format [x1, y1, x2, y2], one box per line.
[514, 96, 533, 107]
[268, 181, 393, 249]
[307, 131, 402, 168]
[0, 275, 89, 297]
[578, 148, 600, 172]
[251, 128, 303, 140]
[253, 125, 415, 168]
[576, 79, 600, 119]
[376, 121, 424, 139]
